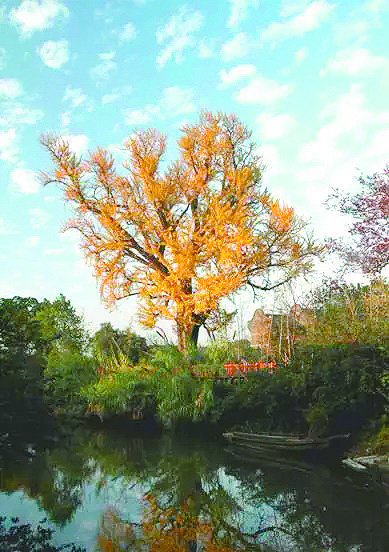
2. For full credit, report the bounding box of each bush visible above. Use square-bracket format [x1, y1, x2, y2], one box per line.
[81, 373, 155, 418]
[44, 348, 97, 412]
[208, 370, 303, 432]
[148, 344, 184, 374]
[152, 370, 213, 427]
[286, 344, 389, 435]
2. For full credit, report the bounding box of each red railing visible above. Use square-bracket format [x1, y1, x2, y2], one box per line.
[224, 361, 278, 377]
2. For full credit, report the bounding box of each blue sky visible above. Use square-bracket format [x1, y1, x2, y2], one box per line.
[0, 0, 388, 338]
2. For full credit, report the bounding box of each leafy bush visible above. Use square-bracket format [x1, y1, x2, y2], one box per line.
[286, 344, 389, 435]
[44, 348, 97, 412]
[203, 339, 263, 366]
[203, 339, 233, 365]
[81, 372, 155, 418]
[92, 323, 148, 364]
[208, 370, 303, 432]
[152, 370, 213, 427]
[148, 344, 184, 373]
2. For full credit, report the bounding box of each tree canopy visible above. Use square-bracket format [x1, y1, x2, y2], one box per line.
[42, 111, 321, 352]
[327, 163, 389, 276]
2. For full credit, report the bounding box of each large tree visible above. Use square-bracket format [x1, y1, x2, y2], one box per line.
[41, 111, 320, 353]
[327, 164, 389, 276]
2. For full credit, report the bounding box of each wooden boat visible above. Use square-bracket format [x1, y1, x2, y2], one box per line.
[223, 431, 349, 452]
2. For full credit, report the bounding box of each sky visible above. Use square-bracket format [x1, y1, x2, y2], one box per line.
[0, 0, 388, 341]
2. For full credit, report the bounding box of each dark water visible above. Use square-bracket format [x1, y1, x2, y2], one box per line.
[0, 409, 389, 551]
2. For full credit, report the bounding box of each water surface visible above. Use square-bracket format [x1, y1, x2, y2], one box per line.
[0, 414, 388, 551]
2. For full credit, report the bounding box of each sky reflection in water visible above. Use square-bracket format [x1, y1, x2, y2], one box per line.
[0, 424, 388, 551]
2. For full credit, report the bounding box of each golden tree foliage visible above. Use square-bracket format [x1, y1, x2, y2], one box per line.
[141, 495, 244, 551]
[41, 112, 320, 352]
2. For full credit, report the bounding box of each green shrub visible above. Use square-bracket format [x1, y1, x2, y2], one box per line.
[152, 370, 213, 427]
[208, 370, 303, 432]
[148, 344, 184, 374]
[44, 348, 97, 412]
[203, 339, 233, 365]
[286, 344, 389, 435]
[81, 372, 155, 418]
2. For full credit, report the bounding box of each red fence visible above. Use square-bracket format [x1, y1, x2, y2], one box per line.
[224, 361, 278, 377]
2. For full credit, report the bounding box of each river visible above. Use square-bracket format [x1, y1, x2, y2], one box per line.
[0, 406, 388, 551]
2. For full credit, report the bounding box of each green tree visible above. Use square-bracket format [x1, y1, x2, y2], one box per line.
[303, 279, 389, 346]
[0, 296, 43, 355]
[36, 294, 89, 354]
[92, 322, 148, 364]
[0, 297, 46, 395]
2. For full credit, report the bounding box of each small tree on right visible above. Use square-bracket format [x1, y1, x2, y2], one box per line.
[327, 163, 389, 276]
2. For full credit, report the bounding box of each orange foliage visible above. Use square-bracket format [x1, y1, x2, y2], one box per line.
[142, 495, 243, 551]
[97, 508, 135, 551]
[41, 111, 320, 352]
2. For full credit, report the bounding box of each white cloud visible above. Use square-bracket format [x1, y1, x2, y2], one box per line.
[9, 0, 69, 37]
[63, 86, 88, 107]
[102, 93, 120, 106]
[119, 22, 137, 41]
[295, 46, 307, 63]
[0, 78, 23, 99]
[124, 106, 159, 126]
[366, 128, 389, 168]
[235, 75, 293, 105]
[11, 168, 40, 193]
[160, 86, 195, 116]
[280, 0, 311, 17]
[60, 111, 71, 127]
[261, 1, 334, 44]
[219, 64, 257, 87]
[228, 0, 259, 28]
[90, 52, 117, 81]
[25, 236, 40, 247]
[29, 208, 51, 228]
[257, 112, 297, 140]
[221, 32, 251, 61]
[101, 85, 132, 106]
[298, 85, 389, 173]
[37, 39, 69, 69]
[123, 86, 195, 125]
[333, 20, 369, 43]
[0, 128, 19, 162]
[261, 144, 283, 180]
[43, 248, 64, 255]
[364, 0, 388, 12]
[0, 48, 7, 70]
[156, 6, 204, 68]
[62, 134, 90, 156]
[0, 217, 17, 235]
[198, 38, 214, 59]
[321, 47, 388, 76]
[0, 103, 43, 126]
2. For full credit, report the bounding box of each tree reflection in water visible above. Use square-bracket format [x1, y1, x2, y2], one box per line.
[1, 423, 389, 552]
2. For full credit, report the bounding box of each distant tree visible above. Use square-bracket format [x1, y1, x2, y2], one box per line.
[327, 164, 389, 275]
[36, 294, 89, 354]
[41, 111, 321, 356]
[0, 296, 43, 355]
[92, 322, 148, 364]
[0, 296, 45, 393]
[302, 278, 389, 346]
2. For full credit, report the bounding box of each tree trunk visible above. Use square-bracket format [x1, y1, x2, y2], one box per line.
[191, 324, 200, 349]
